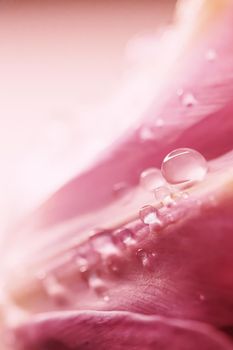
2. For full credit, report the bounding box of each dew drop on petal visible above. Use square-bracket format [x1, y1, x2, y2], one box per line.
[75, 256, 89, 274]
[161, 148, 208, 185]
[88, 273, 106, 294]
[182, 93, 197, 107]
[167, 213, 175, 223]
[113, 182, 133, 204]
[140, 167, 165, 192]
[114, 228, 136, 247]
[136, 249, 156, 270]
[43, 276, 67, 305]
[139, 126, 155, 141]
[181, 191, 189, 199]
[139, 205, 160, 225]
[154, 186, 173, 205]
[90, 232, 119, 258]
[113, 182, 129, 198]
[136, 249, 149, 268]
[107, 258, 121, 273]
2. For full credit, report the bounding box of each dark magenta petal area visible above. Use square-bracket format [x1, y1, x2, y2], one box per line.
[12, 311, 233, 350]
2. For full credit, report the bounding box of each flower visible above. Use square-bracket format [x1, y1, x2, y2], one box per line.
[1, 0, 233, 349]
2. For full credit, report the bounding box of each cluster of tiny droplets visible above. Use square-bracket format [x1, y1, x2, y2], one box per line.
[139, 148, 208, 226]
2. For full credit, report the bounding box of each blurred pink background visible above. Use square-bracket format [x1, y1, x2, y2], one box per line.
[0, 0, 175, 235]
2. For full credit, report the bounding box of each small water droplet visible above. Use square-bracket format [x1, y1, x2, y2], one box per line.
[114, 228, 136, 247]
[136, 249, 156, 270]
[43, 276, 67, 305]
[167, 213, 175, 223]
[205, 49, 216, 61]
[90, 232, 119, 258]
[154, 186, 174, 206]
[137, 249, 149, 268]
[113, 182, 133, 203]
[139, 205, 160, 225]
[104, 254, 122, 274]
[140, 167, 165, 192]
[161, 148, 208, 185]
[139, 126, 155, 141]
[108, 261, 120, 273]
[181, 191, 189, 199]
[88, 273, 106, 294]
[75, 256, 89, 274]
[182, 93, 197, 107]
[113, 182, 129, 197]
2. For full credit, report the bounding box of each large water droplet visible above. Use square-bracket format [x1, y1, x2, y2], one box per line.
[182, 93, 197, 107]
[161, 148, 208, 185]
[139, 205, 160, 225]
[140, 167, 165, 192]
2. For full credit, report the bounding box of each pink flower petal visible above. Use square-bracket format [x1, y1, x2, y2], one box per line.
[12, 311, 233, 350]
[19, 2, 233, 230]
[2, 3, 233, 350]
